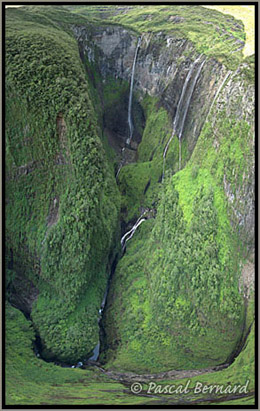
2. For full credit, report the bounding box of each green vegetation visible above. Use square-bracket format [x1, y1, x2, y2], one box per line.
[68, 4, 245, 70]
[102, 23, 254, 385]
[5, 303, 148, 405]
[6, 302, 254, 405]
[103, 182, 245, 372]
[6, 7, 120, 362]
[203, 5, 255, 57]
[5, 4, 254, 406]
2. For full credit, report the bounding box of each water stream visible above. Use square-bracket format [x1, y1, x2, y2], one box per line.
[205, 70, 232, 122]
[121, 211, 147, 251]
[162, 55, 205, 178]
[89, 210, 147, 361]
[126, 37, 141, 145]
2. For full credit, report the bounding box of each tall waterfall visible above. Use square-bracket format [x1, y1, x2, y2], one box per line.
[162, 55, 205, 178]
[126, 37, 141, 145]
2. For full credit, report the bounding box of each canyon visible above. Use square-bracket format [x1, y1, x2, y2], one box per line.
[5, 4, 255, 406]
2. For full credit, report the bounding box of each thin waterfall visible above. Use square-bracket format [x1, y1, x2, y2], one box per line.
[116, 163, 122, 180]
[89, 210, 147, 361]
[89, 342, 100, 361]
[121, 211, 147, 250]
[115, 147, 125, 180]
[177, 58, 205, 139]
[89, 280, 110, 361]
[205, 70, 232, 123]
[179, 138, 181, 171]
[162, 55, 205, 178]
[126, 37, 142, 145]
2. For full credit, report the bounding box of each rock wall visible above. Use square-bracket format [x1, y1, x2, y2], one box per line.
[73, 23, 254, 254]
[73, 25, 229, 154]
[211, 64, 255, 254]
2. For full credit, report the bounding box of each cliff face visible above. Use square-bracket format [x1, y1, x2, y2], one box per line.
[74, 25, 225, 153]
[73, 24, 254, 253]
[70, 22, 255, 372]
[6, 5, 254, 370]
[210, 63, 255, 253]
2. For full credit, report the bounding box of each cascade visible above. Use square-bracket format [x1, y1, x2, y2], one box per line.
[89, 210, 147, 361]
[205, 70, 232, 122]
[121, 211, 147, 250]
[88, 290, 107, 361]
[115, 163, 123, 180]
[126, 37, 141, 145]
[162, 55, 205, 178]
[88, 272, 113, 361]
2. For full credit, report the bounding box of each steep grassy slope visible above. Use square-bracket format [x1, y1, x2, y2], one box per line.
[6, 302, 254, 405]
[69, 4, 245, 69]
[102, 57, 254, 373]
[203, 5, 255, 56]
[5, 7, 120, 362]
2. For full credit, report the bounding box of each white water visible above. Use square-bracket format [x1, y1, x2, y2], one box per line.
[126, 37, 141, 145]
[121, 211, 147, 250]
[205, 71, 232, 122]
[162, 55, 205, 178]
[115, 163, 122, 180]
[89, 210, 147, 361]
[89, 282, 110, 361]
[177, 58, 206, 140]
[89, 342, 100, 361]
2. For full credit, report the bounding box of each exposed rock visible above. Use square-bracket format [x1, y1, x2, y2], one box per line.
[239, 260, 255, 299]
[95, 363, 229, 383]
[56, 112, 69, 165]
[72, 24, 254, 254]
[168, 15, 185, 23]
[8, 272, 38, 316]
[212, 66, 255, 253]
[73, 26, 225, 156]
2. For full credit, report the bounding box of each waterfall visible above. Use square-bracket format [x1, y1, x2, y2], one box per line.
[88, 281, 110, 361]
[116, 163, 122, 180]
[121, 211, 147, 250]
[179, 138, 181, 171]
[89, 342, 100, 361]
[205, 70, 232, 123]
[126, 37, 141, 145]
[115, 148, 125, 180]
[162, 55, 205, 178]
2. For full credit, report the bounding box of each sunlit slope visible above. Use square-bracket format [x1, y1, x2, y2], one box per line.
[204, 5, 255, 56]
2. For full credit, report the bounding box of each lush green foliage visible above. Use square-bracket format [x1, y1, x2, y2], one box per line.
[103, 182, 244, 372]
[5, 304, 147, 405]
[6, 303, 254, 405]
[5, 4, 254, 406]
[6, 9, 120, 362]
[103, 35, 254, 374]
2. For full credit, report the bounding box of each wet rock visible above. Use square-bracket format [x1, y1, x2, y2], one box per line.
[72, 24, 255, 255]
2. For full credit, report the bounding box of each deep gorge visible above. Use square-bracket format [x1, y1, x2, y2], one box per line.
[5, 4, 255, 406]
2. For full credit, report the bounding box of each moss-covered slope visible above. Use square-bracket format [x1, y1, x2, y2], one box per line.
[102, 59, 254, 372]
[5, 301, 255, 405]
[5, 4, 255, 406]
[5, 7, 120, 362]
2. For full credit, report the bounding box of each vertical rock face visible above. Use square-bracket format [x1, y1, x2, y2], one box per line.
[73, 25, 229, 158]
[210, 64, 255, 253]
[73, 24, 254, 252]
